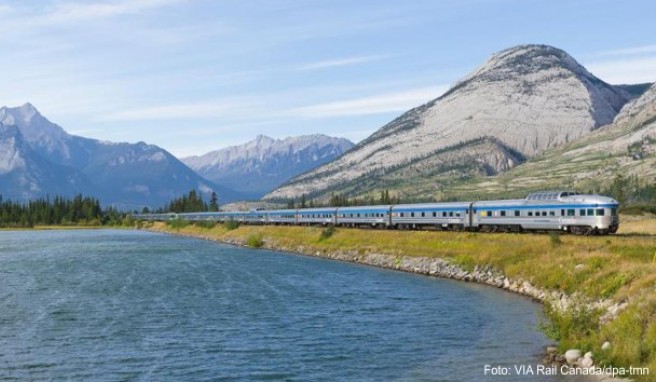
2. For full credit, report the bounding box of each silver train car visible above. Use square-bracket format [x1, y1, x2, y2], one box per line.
[135, 191, 619, 235]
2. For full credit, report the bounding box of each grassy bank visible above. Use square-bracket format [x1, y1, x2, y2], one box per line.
[145, 215, 656, 379]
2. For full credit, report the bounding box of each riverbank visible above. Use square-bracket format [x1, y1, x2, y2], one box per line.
[144, 216, 655, 381]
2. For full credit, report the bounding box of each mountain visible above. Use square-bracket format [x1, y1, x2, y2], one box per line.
[182, 134, 354, 199]
[265, 44, 635, 201]
[0, 104, 235, 208]
[0, 122, 96, 201]
[446, 82, 656, 199]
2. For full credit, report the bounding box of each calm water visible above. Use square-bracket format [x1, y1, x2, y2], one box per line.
[0, 229, 579, 381]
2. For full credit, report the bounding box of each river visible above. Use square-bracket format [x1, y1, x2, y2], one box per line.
[0, 229, 585, 381]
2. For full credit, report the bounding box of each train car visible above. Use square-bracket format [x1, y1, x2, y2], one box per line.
[242, 210, 267, 224]
[220, 211, 249, 223]
[266, 209, 298, 225]
[471, 191, 619, 234]
[134, 212, 177, 221]
[390, 202, 471, 230]
[133, 190, 619, 235]
[335, 205, 392, 228]
[296, 207, 337, 226]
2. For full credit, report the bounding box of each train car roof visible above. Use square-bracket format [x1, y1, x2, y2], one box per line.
[336, 205, 392, 211]
[295, 207, 338, 213]
[392, 202, 470, 209]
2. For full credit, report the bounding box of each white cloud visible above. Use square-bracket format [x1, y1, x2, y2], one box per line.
[100, 100, 244, 121]
[44, 0, 186, 23]
[297, 55, 390, 71]
[591, 44, 656, 58]
[289, 86, 448, 118]
[586, 56, 656, 84]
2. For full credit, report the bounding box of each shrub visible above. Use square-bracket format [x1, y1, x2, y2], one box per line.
[166, 218, 189, 230]
[224, 220, 240, 230]
[549, 231, 562, 246]
[540, 298, 602, 353]
[194, 220, 216, 229]
[246, 234, 264, 248]
[319, 225, 336, 240]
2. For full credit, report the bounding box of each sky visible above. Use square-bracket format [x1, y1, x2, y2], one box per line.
[1, 0, 655, 157]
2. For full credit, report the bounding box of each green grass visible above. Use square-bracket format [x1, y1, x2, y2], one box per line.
[246, 233, 264, 248]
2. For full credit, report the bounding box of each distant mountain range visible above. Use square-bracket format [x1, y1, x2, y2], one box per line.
[0, 104, 353, 208]
[182, 135, 354, 199]
[0, 104, 236, 209]
[265, 44, 653, 201]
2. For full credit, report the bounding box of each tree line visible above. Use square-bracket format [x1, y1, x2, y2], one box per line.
[0, 194, 103, 228]
[286, 190, 402, 209]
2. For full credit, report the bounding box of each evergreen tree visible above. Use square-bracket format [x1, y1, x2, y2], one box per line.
[209, 192, 219, 211]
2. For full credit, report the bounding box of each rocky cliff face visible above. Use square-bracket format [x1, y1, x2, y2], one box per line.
[447, 83, 656, 199]
[182, 134, 354, 198]
[0, 122, 95, 200]
[265, 44, 633, 201]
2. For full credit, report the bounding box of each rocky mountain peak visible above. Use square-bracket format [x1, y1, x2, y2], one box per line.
[182, 134, 354, 198]
[265, 44, 634, 201]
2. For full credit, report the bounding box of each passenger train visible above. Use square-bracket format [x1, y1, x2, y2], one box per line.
[135, 191, 620, 235]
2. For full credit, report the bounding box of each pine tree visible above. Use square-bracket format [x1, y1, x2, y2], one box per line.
[209, 192, 219, 211]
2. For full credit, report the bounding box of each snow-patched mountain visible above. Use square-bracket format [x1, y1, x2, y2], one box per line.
[182, 134, 354, 198]
[0, 104, 234, 208]
[0, 122, 95, 200]
[265, 44, 633, 201]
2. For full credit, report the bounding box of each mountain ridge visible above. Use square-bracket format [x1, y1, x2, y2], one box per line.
[265, 44, 639, 201]
[0, 104, 235, 208]
[182, 134, 354, 198]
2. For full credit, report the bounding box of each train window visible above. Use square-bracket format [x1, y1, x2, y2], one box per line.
[357, 213, 361, 218]
[486, 211, 492, 217]
[421, 212, 425, 217]
[515, 210, 520, 217]
[561, 209, 565, 216]
[410, 212, 415, 217]
[580, 209, 586, 216]
[456, 212, 461, 217]
[433, 212, 437, 217]
[500, 211, 506, 217]
[611, 208, 617, 216]
[542, 211, 547, 216]
[549, 211, 555, 216]
[587, 209, 594, 216]
[528, 212, 533, 217]
[442, 212, 447, 217]
[400, 213, 404, 217]
[350, 214, 354, 218]
[567, 209, 575, 216]
[596, 209, 605, 216]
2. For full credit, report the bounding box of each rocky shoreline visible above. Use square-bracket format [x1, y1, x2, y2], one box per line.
[146, 226, 634, 382]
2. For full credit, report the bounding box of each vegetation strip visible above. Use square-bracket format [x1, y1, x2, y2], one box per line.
[143, 217, 655, 380]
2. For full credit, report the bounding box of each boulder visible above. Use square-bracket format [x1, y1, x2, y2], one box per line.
[564, 349, 582, 364]
[581, 356, 594, 368]
[602, 341, 611, 351]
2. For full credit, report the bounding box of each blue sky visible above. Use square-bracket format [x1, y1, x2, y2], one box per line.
[1, 0, 655, 157]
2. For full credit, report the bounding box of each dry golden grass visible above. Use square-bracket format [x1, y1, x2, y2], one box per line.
[618, 213, 656, 235]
